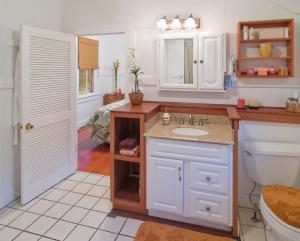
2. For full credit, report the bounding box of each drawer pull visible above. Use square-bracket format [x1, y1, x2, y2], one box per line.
[206, 176, 211, 182]
[178, 166, 182, 181]
[206, 206, 211, 212]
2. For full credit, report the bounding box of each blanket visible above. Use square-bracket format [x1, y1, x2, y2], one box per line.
[86, 99, 127, 143]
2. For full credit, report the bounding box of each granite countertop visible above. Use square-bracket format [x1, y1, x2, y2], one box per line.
[145, 113, 234, 145]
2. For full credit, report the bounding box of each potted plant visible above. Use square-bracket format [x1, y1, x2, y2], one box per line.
[128, 48, 144, 105]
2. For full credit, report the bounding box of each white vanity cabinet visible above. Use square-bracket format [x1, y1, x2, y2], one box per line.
[148, 157, 183, 214]
[147, 137, 233, 230]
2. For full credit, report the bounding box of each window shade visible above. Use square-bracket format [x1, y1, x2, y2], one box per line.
[78, 36, 99, 69]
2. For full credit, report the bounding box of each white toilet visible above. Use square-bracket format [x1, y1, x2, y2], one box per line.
[243, 141, 300, 241]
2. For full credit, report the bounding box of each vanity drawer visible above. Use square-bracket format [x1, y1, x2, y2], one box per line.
[190, 162, 229, 195]
[189, 190, 229, 225]
[148, 138, 231, 165]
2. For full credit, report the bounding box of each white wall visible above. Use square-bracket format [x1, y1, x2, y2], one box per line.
[61, 0, 300, 107]
[0, 0, 62, 209]
[77, 34, 125, 127]
[61, 0, 300, 208]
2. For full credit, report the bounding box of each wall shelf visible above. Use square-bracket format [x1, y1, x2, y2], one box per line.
[114, 154, 140, 163]
[240, 56, 292, 60]
[237, 19, 294, 78]
[240, 37, 290, 43]
[110, 103, 160, 215]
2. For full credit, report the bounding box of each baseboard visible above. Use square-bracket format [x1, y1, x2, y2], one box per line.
[0, 190, 19, 209]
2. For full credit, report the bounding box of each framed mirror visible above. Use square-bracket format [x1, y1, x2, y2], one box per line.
[158, 33, 198, 90]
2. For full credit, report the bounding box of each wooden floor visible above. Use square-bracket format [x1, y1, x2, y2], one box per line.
[77, 127, 110, 175]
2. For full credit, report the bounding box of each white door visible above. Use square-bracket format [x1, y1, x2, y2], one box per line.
[148, 157, 183, 214]
[20, 25, 77, 204]
[198, 33, 225, 90]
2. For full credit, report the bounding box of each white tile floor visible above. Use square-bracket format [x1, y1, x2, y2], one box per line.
[239, 207, 266, 241]
[0, 171, 268, 241]
[0, 172, 138, 241]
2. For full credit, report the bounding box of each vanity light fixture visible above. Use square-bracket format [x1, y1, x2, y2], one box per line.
[170, 14, 182, 30]
[157, 15, 200, 31]
[184, 14, 196, 29]
[157, 16, 168, 31]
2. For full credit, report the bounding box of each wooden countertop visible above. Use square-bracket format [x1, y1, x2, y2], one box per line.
[237, 107, 300, 124]
[112, 101, 300, 125]
[112, 102, 160, 115]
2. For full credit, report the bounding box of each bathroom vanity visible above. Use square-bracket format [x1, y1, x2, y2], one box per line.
[110, 102, 240, 237]
[146, 114, 234, 231]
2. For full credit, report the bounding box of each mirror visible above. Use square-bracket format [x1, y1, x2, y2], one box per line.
[159, 34, 198, 90]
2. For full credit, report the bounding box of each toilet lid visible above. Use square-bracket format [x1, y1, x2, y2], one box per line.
[262, 185, 300, 229]
[243, 141, 300, 157]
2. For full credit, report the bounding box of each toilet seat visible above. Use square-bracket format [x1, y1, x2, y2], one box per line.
[260, 196, 300, 241]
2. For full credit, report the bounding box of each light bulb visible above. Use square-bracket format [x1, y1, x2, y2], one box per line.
[157, 16, 167, 31]
[184, 14, 196, 29]
[170, 14, 182, 30]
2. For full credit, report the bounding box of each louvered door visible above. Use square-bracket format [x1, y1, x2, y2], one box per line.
[20, 25, 76, 204]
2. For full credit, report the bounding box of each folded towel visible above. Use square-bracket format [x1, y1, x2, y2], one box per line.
[119, 138, 138, 149]
[120, 145, 140, 157]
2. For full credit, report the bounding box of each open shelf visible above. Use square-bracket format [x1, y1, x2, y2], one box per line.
[114, 159, 140, 203]
[240, 37, 290, 43]
[237, 73, 291, 78]
[240, 56, 292, 60]
[115, 176, 140, 203]
[114, 154, 140, 163]
[237, 18, 294, 78]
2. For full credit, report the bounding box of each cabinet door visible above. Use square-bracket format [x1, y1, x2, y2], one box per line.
[198, 34, 225, 90]
[148, 157, 183, 214]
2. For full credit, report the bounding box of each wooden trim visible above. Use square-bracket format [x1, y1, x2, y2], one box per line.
[110, 112, 116, 202]
[238, 107, 300, 124]
[232, 120, 239, 238]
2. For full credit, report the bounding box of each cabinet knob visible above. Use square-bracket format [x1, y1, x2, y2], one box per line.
[206, 206, 211, 212]
[206, 176, 211, 182]
[200, 60, 204, 64]
[193, 60, 197, 64]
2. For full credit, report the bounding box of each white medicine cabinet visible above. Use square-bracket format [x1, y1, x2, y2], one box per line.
[158, 32, 227, 91]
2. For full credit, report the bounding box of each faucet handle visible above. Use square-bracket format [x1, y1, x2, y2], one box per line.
[178, 116, 185, 124]
[189, 114, 194, 125]
[199, 117, 208, 126]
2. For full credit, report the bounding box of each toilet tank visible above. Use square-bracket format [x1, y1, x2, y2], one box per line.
[243, 141, 300, 186]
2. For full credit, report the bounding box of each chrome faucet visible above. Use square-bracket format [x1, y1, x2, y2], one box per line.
[199, 117, 208, 126]
[188, 114, 194, 125]
[178, 116, 185, 124]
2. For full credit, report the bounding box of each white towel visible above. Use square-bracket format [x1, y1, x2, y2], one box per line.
[12, 51, 22, 146]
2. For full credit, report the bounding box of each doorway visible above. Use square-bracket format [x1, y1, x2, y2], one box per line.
[76, 33, 126, 176]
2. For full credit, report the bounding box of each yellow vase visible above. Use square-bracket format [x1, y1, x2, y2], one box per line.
[258, 43, 273, 58]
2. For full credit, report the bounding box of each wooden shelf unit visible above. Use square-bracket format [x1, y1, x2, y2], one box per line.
[110, 103, 160, 214]
[237, 19, 294, 78]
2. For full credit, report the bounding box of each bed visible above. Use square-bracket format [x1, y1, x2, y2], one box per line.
[86, 99, 127, 143]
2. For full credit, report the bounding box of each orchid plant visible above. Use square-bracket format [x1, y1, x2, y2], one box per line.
[129, 48, 143, 94]
[113, 59, 120, 92]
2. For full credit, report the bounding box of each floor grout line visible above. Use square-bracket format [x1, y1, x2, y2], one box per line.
[0, 172, 139, 241]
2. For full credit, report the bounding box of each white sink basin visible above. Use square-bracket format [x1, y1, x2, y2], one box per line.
[171, 127, 208, 136]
